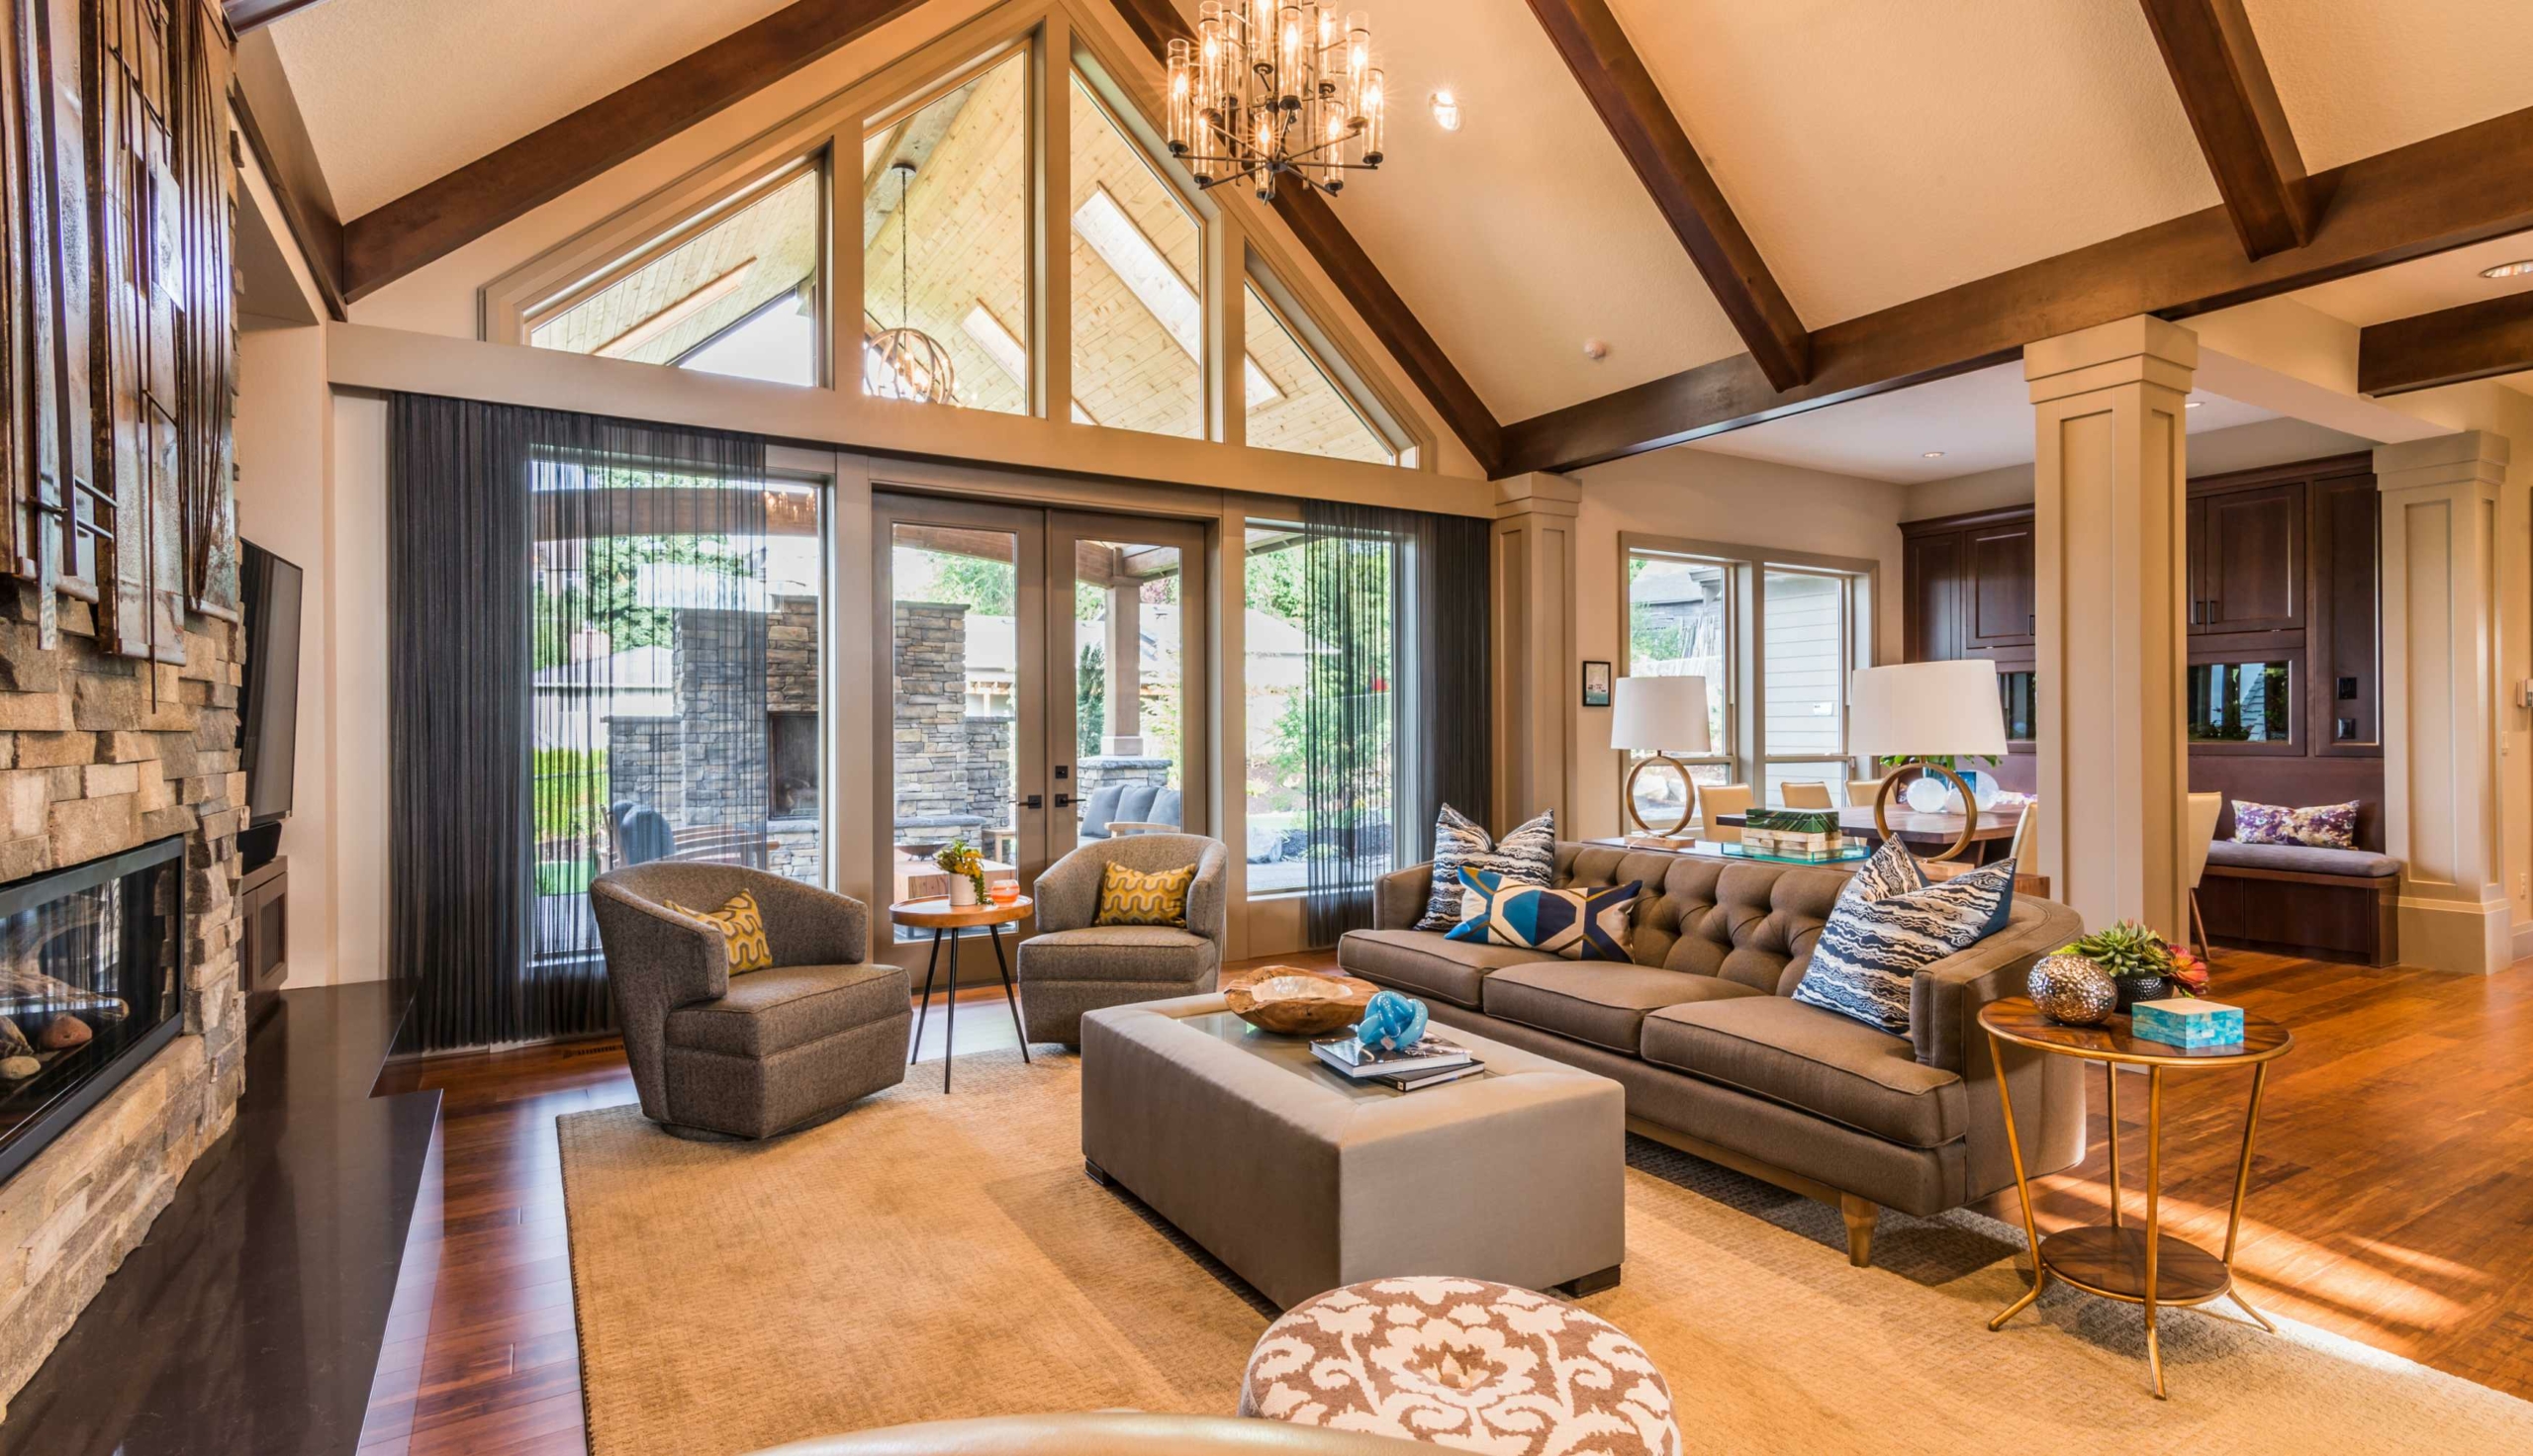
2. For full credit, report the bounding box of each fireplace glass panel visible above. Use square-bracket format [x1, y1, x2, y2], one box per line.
[0, 838, 184, 1183]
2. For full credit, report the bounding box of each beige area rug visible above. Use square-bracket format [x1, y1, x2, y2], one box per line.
[559, 1054, 2533, 1456]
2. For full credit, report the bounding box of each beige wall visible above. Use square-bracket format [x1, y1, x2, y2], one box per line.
[1563, 448, 1908, 844]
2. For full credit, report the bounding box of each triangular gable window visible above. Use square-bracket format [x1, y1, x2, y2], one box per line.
[1244, 262, 1400, 467]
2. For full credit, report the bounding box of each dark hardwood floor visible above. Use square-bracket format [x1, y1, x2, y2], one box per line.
[361, 950, 2533, 1454]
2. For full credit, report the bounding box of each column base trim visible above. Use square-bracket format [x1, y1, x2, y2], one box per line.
[2395, 895, 2513, 975]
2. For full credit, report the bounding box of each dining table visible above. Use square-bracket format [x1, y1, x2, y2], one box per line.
[1716, 803, 2025, 859]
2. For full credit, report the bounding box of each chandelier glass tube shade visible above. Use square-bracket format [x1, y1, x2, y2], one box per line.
[1166, 2, 1385, 200]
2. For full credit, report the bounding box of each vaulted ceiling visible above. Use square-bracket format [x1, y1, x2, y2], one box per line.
[256, 0, 2533, 467]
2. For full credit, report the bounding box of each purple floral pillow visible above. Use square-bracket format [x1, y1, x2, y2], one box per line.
[2232, 798, 2358, 850]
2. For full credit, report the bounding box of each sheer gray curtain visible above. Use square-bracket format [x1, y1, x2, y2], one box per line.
[389, 394, 769, 1051]
[1299, 500, 1491, 946]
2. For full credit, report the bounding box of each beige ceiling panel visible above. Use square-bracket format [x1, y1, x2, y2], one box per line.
[1607, 0, 2218, 329]
[2244, 0, 2533, 173]
[269, 0, 798, 218]
[1308, 0, 1743, 421]
[2292, 229, 2533, 327]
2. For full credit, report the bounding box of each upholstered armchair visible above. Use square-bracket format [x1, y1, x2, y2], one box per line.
[590, 864, 909, 1139]
[1015, 834, 1229, 1046]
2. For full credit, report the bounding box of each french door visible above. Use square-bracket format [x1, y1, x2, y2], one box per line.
[872, 494, 1208, 935]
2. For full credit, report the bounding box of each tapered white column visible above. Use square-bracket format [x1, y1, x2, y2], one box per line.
[1492, 473, 1579, 833]
[2377, 431, 2513, 973]
[2026, 317, 2196, 940]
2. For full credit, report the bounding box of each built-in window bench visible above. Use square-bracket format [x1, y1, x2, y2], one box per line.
[2197, 841, 2400, 966]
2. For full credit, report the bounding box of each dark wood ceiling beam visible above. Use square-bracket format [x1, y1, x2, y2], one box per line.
[1107, 0, 1502, 472]
[225, 0, 339, 33]
[1523, 0, 1809, 390]
[2359, 291, 2533, 396]
[1497, 103, 2533, 478]
[232, 84, 346, 321]
[2137, 0, 2319, 260]
[339, 0, 928, 303]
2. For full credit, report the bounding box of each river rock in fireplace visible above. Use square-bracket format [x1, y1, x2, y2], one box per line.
[0, 1015, 26, 1059]
[40, 1014, 91, 1049]
[0, 1057, 32, 1080]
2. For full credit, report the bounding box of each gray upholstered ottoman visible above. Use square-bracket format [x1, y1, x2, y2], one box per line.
[1079, 995, 1626, 1311]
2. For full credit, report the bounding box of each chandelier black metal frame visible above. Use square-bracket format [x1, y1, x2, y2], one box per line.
[1165, 2, 1387, 201]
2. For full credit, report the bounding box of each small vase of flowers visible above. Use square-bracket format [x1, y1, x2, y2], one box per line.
[2061, 919, 2210, 1012]
[935, 840, 987, 906]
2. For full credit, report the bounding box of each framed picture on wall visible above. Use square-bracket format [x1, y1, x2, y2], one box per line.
[1581, 661, 1612, 707]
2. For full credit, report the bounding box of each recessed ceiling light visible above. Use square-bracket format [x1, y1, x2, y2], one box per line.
[1921, 451, 1945, 459]
[2481, 259, 2533, 279]
[2186, 400, 2204, 409]
[1430, 90, 1461, 132]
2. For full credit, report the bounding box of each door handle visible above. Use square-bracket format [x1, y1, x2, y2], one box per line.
[1016, 794, 1043, 810]
[1054, 793, 1074, 808]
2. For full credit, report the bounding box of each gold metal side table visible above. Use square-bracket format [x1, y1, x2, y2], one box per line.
[1979, 996, 2293, 1399]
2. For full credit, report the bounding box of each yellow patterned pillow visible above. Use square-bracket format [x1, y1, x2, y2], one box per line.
[667, 890, 775, 973]
[1093, 861, 1197, 928]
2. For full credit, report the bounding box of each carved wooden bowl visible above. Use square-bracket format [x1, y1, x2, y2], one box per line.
[1222, 967, 1379, 1036]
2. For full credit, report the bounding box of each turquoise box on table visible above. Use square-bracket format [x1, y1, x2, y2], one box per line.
[2131, 998, 2244, 1048]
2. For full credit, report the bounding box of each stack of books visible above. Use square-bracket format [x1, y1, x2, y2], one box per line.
[1741, 808, 1860, 862]
[1310, 1033, 1482, 1091]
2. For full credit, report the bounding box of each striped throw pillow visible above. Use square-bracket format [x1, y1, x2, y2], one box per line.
[1417, 804, 1556, 931]
[1093, 861, 1197, 927]
[1791, 841, 2016, 1035]
[667, 889, 775, 974]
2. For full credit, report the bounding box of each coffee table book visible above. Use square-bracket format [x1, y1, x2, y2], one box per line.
[1376, 1062, 1486, 1092]
[1310, 1034, 1475, 1078]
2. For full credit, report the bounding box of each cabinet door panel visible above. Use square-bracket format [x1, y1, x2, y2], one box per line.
[1965, 519, 2034, 648]
[2307, 472, 2379, 754]
[1904, 529, 1965, 662]
[2201, 483, 2302, 633]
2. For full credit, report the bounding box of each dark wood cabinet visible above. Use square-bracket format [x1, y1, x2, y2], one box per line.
[1965, 519, 2036, 647]
[1904, 530, 1965, 663]
[2194, 482, 2304, 633]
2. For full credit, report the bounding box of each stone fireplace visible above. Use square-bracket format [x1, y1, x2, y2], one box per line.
[0, 582, 246, 1410]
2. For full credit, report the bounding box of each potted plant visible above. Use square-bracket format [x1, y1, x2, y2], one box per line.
[934, 839, 988, 906]
[2061, 919, 2209, 1012]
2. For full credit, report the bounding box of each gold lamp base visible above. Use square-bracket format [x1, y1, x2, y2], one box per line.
[1624, 753, 1697, 837]
[1872, 760, 1979, 863]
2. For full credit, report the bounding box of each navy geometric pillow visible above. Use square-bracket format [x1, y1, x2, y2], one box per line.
[1446, 867, 1640, 961]
[1417, 804, 1556, 931]
[1792, 850, 2017, 1035]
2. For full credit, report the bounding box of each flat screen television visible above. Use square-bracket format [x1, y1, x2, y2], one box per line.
[238, 539, 304, 828]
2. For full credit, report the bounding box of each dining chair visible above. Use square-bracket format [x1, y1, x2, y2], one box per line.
[2185, 790, 2224, 960]
[1781, 781, 1833, 809]
[2008, 796, 2038, 864]
[1699, 783, 1755, 845]
[1846, 778, 1883, 808]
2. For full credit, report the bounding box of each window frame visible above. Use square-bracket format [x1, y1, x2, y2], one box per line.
[1618, 532, 1879, 814]
[1621, 546, 1738, 805]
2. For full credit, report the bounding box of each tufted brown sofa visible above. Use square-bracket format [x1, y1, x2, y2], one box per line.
[1336, 842, 2086, 1265]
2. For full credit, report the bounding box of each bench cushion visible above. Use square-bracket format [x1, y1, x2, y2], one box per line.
[2206, 840, 2400, 878]
[1640, 995, 1965, 1149]
[1482, 962, 1761, 1053]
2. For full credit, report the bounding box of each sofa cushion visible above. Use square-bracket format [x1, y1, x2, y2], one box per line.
[1641, 996, 1966, 1149]
[1079, 783, 1126, 837]
[663, 963, 907, 1057]
[1114, 782, 1163, 824]
[1337, 929, 1543, 1009]
[2205, 840, 2399, 878]
[1483, 962, 1762, 1053]
[1018, 925, 1216, 983]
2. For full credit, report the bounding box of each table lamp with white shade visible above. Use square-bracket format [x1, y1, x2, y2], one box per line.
[1610, 676, 1712, 838]
[1848, 660, 2008, 863]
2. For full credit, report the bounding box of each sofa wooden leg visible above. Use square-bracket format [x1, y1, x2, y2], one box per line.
[1840, 1194, 1878, 1268]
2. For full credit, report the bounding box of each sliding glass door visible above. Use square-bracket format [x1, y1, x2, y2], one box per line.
[873, 495, 1206, 936]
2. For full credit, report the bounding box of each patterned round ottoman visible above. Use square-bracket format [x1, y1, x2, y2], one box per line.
[1239, 1277, 1678, 1455]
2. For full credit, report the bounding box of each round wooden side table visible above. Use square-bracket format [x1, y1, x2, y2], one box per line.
[890, 895, 1033, 1093]
[1979, 995, 2293, 1400]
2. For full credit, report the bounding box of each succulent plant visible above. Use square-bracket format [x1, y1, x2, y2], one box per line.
[2062, 919, 2178, 981]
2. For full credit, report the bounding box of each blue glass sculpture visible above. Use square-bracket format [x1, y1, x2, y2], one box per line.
[1355, 990, 1429, 1052]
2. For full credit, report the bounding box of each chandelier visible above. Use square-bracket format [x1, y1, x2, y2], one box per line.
[1165, 2, 1386, 201]
[866, 159, 959, 405]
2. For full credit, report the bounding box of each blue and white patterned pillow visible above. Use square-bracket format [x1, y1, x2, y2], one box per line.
[1447, 868, 1640, 960]
[1792, 841, 2017, 1035]
[1417, 805, 1555, 931]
